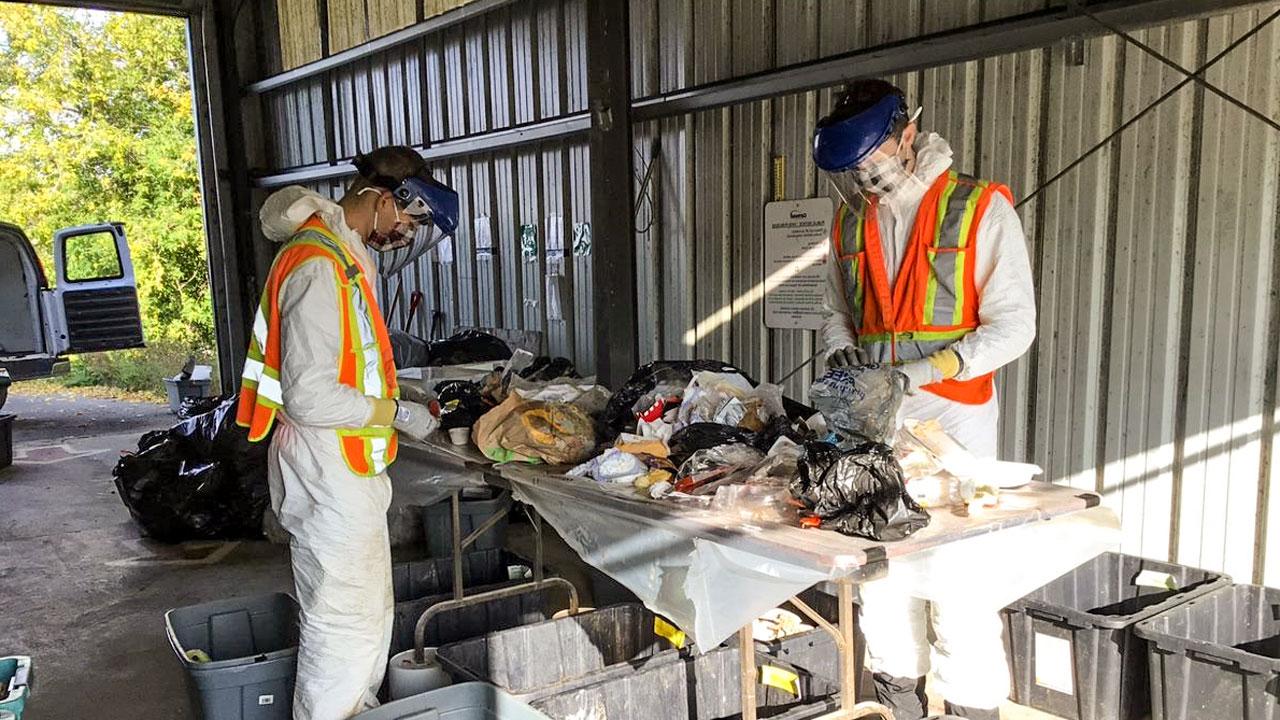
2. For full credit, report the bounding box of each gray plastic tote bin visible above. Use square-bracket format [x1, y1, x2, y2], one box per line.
[1003, 551, 1230, 720]
[165, 592, 300, 720]
[1135, 583, 1280, 720]
[423, 489, 512, 556]
[390, 548, 567, 654]
[351, 682, 553, 719]
[531, 646, 838, 720]
[436, 604, 693, 702]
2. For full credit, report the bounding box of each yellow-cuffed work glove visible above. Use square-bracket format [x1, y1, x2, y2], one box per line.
[369, 398, 398, 426]
[896, 349, 962, 394]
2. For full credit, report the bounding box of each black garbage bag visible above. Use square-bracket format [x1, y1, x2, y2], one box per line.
[791, 441, 929, 541]
[603, 360, 746, 436]
[389, 329, 432, 368]
[433, 379, 493, 431]
[518, 356, 578, 381]
[425, 330, 511, 366]
[178, 394, 224, 420]
[667, 417, 813, 467]
[113, 394, 271, 543]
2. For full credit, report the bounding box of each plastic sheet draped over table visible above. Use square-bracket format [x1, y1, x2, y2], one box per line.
[507, 471, 1119, 649]
[388, 443, 489, 508]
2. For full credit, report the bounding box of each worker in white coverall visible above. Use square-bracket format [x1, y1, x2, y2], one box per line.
[813, 80, 1036, 718]
[237, 146, 459, 719]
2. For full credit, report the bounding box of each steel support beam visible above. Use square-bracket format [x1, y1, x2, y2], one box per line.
[631, 0, 1271, 121]
[189, 0, 270, 391]
[586, 0, 637, 387]
[251, 112, 590, 188]
[242, 0, 516, 95]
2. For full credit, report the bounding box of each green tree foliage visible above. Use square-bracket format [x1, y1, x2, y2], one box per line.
[0, 6, 212, 350]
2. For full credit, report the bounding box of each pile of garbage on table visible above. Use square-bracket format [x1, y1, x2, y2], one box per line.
[430, 345, 1039, 543]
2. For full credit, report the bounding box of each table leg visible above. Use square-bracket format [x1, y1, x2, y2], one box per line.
[739, 624, 757, 720]
[451, 491, 463, 601]
[534, 508, 544, 583]
[839, 580, 857, 712]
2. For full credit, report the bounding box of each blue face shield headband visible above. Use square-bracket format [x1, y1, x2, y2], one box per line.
[375, 174, 462, 277]
[813, 94, 906, 173]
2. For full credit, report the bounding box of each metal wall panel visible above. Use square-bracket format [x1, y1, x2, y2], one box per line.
[629, 2, 1280, 580]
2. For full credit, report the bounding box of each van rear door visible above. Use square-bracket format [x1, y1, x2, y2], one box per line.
[49, 223, 145, 354]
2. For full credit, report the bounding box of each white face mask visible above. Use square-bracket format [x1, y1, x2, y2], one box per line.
[850, 137, 916, 198]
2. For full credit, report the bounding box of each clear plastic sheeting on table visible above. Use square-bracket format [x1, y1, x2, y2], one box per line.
[511, 473, 1120, 649]
[509, 476, 831, 649]
[387, 448, 489, 508]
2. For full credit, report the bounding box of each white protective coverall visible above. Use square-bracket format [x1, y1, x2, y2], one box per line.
[260, 186, 395, 720]
[822, 133, 1037, 709]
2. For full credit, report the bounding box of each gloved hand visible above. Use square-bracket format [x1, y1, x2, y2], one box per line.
[392, 400, 440, 441]
[895, 348, 962, 394]
[826, 345, 871, 369]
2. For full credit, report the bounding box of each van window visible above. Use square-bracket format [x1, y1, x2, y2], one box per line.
[64, 231, 124, 282]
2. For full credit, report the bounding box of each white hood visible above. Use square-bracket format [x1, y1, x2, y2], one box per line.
[913, 131, 954, 185]
[258, 185, 374, 269]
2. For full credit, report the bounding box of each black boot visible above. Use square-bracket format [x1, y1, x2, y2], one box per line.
[872, 673, 928, 720]
[942, 701, 1000, 719]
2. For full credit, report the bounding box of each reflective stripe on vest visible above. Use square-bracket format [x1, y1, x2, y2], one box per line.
[235, 216, 400, 477]
[830, 171, 1013, 405]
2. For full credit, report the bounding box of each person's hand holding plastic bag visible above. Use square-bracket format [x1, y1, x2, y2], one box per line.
[808, 365, 903, 445]
[790, 441, 929, 541]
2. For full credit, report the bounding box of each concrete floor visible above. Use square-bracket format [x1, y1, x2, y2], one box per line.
[0, 391, 1059, 720]
[0, 392, 294, 719]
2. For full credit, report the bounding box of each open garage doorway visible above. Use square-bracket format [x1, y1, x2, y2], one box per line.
[0, 5, 215, 401]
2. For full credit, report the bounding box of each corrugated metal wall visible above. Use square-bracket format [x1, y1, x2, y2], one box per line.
[255, 0, 1280, 582]
[628, 0, 1280, 583]
[263, 0, 595, 369]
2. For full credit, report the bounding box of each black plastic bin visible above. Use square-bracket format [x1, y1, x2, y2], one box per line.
[165, 592, 300, 720]
[1136, 583, 1280, 720]
[390, 548, 568, 655]
[436, 604, 693, 702]
[422, 489, 512, 557]
[1003, 551, 1230, 720]
[531, 646, 838, 720]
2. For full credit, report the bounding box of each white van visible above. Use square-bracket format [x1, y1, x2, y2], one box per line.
[0, 221, 145, 410]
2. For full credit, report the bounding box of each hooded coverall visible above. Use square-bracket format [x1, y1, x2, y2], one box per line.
[823, 133, 1037, 711]
[258, 186, 396, 720]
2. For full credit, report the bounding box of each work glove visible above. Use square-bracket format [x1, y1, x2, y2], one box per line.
[826, 345, 871, 369]
[392, 400, 440, 442]
[895, 348, 963, 394]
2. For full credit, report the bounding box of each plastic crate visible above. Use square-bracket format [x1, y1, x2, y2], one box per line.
[165, 592, 300, 720]
[389, 548, 568, 655]
[1135, 584, 1280, 720]
[0, 414, 12, 470]
[436, 604, 694, 703]
[0, 656, 31, 720]
[531, 646, 838, 720]
[422, 489, 512, 557]
[351, 682, 553, 719]
[1003, 552, 1230, 720]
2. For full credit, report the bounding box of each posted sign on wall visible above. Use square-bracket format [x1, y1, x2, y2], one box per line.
[763, 198, 834, 330]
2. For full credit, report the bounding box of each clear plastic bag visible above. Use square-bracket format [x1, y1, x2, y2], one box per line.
[808, 365, 903, 445]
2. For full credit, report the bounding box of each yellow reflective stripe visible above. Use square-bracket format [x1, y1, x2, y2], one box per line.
[953, 248, 967, 325]
[925, 180, 961, 325]
[955, 181, 985, 251]
[337, 426, 397, 475]
[859, 329, 972, 343]
[853, 207, 865, 253]
[924, 248, 939, 326]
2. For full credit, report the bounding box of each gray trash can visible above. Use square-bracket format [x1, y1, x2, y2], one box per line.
[164, 376, 213, 415]
[165, 592, 300, 720]
[352, 682, 552, 719]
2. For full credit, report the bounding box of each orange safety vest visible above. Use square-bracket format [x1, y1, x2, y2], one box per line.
[831, 170, 1013, 405]
[236, 215, 400, 476]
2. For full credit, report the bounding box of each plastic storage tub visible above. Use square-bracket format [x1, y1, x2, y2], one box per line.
[531, 646, 837, 720]
[436, 604, 693, 702]
[0, 656, 31, 720]
[165, 592, 300, 720]
[0, 414, 13, 470]
[1136, 583, 1280, 720]
[390, 549, 568, 655]
[1003, 552, 1230, 720]
[164, 377, 213, 415]
[422, 489, 512, 556]
[351, 682, 553, 719]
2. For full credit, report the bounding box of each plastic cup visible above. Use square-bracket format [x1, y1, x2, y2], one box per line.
[448, 427, 470, 446]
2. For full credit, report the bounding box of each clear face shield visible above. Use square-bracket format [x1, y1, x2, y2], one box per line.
[813, 95, 924, 207]
[375, 175, 460, 276]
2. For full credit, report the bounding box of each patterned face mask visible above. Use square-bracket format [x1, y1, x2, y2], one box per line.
[360, 188, 417, 252]
[849, 137, 915, 198]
